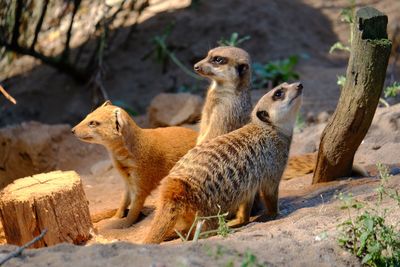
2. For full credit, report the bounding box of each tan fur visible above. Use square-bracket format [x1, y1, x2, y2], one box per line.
[194, 46, 252, 223]
[282, 152, 368, 180]
[142, 82, 303, 243]
[194, 46, 252, 145]
[72, 101, 197, 227]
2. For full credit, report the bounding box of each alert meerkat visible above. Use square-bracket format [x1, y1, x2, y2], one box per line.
[72, 101, 197, 227]
[142, 82, 303, 244]
[194, 46, 252, 145]
[194, 46, 253, 223]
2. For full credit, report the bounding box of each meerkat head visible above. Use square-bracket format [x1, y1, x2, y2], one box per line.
[252, 82, 303, 136]
[72, 101, 128, 146]
[194, 46, 251, 88]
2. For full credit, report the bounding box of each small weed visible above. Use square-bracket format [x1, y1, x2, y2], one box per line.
[175, 205, 232, 242]
[384, 82, 400, 98]
[204, 245, 267, 267]
[336, 163, 400, 266]
[336, 75, 346, 88]
[252, 55, 300, 89]
[295, 113, 305, 132]
[145, 23, 202, 80]
[240, 250, 266, 267]
[329, 0, 355, 54]
[218, 32, 251, 47]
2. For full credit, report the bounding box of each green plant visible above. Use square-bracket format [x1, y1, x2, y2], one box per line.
[240, 251, 266, 267]
[252, 55, 300, 89]
[218, 32, 251, 47]
[329, 0, 355, 54]
[337, 75, 347, 88]
[384, 82, 400, 98]
[145, 23, 202, 80]
[337, 164, 400, 266]
[175, 205, 232, 242]
[295, 113, 305, 132]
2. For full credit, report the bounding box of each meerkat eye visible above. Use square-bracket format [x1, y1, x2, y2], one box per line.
[212, 56, 226, 65]
[272, 89, 285, 101]
[88, 120, 100, 128]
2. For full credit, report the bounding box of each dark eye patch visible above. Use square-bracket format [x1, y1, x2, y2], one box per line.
[272, 88, 285, 101]
[88, 120, 100, 128]
[256, 110, 270, 123]
[210, 56, 227, 65]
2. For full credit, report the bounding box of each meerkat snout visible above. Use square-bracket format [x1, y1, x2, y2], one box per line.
[252, 82, 303, 136]
[194, 46, 250, 84]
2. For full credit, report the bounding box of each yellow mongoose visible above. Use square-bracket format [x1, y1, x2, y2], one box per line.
[143, 82, 303, 243]
[194, 46, 252, 145]
[72, 101, 197, 227]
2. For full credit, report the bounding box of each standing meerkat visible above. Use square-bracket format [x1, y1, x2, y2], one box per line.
[194, 46, 252, 145]
[194, 46, 253, 223]
[142, 82, 303, 244]
[72, 101, 197, 227]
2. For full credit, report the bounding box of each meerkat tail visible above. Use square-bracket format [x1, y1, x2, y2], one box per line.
[90, 208, 118, 223]
[142, 202, 179, 244]
[142, 178, 190, 244]
[282, 153, 316, 180]
[282, 153, 369, 180]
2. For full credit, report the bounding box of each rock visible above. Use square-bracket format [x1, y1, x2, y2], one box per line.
[148, 93, 203, 127]
[317, 111, 330, 123]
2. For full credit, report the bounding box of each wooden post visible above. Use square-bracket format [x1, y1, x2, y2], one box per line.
[0, 171, 93, 248]
[313, 7, 392, 183]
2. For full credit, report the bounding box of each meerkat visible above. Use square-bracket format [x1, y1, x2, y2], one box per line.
[193, 46, 254, 222]
[194, 46, 252, 145]
[142, 82, 303, 244]
[72, 101, 197, 227]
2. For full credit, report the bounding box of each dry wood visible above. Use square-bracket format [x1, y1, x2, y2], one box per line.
[0, 85, 16, 104]
[0, 171, 93, 248]
[313, 7, 392, 183]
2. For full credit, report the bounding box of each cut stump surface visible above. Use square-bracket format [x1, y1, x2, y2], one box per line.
[0, 171, 92, 248]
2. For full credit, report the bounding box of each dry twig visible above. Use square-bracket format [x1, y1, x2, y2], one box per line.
[0, 85, 17, 104]
[0, 229, 47, 266]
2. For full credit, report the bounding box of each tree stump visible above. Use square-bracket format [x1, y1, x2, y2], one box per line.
[0, 171, 93, 248]
[313, 7, 392, 183]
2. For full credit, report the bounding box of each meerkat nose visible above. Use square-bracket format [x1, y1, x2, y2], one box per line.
[296, 82, 303, 92]
[194, 64, 201, 72]
[71, 128, 76, 134]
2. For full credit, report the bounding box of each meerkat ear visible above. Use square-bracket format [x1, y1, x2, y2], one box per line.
[101, 100, 112, 107]
[237, 63, 249, 77]
[256, 110, 270, 123]
[114, 108, 123, 134]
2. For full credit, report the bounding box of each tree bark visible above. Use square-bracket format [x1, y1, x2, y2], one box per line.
[313, 7, 392, 184]
[0, 171, 93, 248]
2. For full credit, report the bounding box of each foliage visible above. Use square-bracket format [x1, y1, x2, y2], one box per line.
[337, 75, 346, 88]
[295, 113, 305, 132]
[175, 205, 232, 242]
[329, 0, 355, 54]
[205, 245, 267, 267]
[329, 42, 351, 54]
[384, 82, 400, 98]
[146, 23, 202, 80]
[218, 32, 251, 47]
[252, 55, 300, 89]
[336, 164, 400, 266]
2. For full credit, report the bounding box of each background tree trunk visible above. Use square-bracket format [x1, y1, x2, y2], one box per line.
[313, 7, 392, 184]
